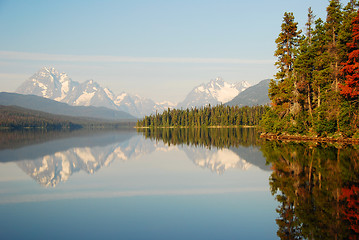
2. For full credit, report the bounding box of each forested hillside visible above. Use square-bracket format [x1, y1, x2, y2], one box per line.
[261, 0, 359, 138]
[226, 79, 271, 107]
[0, 92, 135, 121]
[0, 105, 134, 130]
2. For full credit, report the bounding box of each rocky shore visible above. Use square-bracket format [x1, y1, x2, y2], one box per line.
[260, 133, 359, 144]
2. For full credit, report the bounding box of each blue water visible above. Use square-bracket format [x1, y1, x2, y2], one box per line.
[0, 131, 277, 240]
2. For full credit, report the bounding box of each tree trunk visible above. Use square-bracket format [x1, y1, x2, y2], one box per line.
[335, 61, 339, 92]
[307, 85, 313, 121]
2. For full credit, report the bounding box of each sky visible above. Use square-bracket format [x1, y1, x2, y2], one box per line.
[0, 0, 352, 103]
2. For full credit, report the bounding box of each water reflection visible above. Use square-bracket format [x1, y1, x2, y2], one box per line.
[261, 141, 359, 239]
[0, 128, 268, 187]
[0, 128, 276, 240]
[138, 127, 260, 148]
[142, 128, 359, 239]
[0, 129, 140, 187]
[138, 127, 270, 173]
[2, 128, 357, 239]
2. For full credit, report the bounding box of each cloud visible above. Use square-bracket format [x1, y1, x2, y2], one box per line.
[0, 51, 274, 65]
[0, 187, 268, 204]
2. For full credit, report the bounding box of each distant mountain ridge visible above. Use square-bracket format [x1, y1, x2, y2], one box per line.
[0, 92, 135, 121]
[177, 77, 250, 109]
[16, 67, 175, 117]
[15, 67, 270, 116]
[226, 79, 271, 107]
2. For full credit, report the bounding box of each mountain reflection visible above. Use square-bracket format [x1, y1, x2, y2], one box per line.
[1, 130, 142, 187]
[138, 127, 271, 174]
[2, 128, 358, 238]
[0, 128, 269, 187]
[183, 147, 252, 174]
[261, 141, 359, 239]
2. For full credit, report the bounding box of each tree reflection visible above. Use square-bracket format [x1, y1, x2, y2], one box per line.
[262, 141, 359, 239]
[137, 127, 260, 148]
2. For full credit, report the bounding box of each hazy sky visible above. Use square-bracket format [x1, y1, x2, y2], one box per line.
[0, 0, 351, 103]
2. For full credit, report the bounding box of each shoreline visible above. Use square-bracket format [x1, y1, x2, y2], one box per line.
[260, 133, 359, 144]
[134, 125, 257, 129]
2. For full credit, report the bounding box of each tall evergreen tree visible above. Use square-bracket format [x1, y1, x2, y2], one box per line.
[267, 12, 302, 133]
[306, 7, 315, 45]
[294, 8, 316, 126]
[274, 12, 302, 81]
[326, 0, 343, 92]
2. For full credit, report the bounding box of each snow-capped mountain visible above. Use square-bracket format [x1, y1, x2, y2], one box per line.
[113, 92, 175, 117]
[177, 77, 251, 109]
[62, 79, 119, 109]
[16, 67, 79, 101]
[16, 67, 254, 117]
[16, 67, 174, 117]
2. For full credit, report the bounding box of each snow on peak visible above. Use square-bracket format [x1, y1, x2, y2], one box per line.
[74, 91, 96, 105]
[178, 77, 251, 109]
[115, 92, 128, 104]
[17, 67, 254, 118]
[156, 100, 176, 107]
[104, 87, 115, 100]
[17, 67, 177, 117]
[213, 77, 224, 85]
[235, 81, 251, 90]
[41, 67, 58, 75]
[196, 86, 205, 93]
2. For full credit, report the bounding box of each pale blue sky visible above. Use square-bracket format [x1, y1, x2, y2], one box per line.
[0, 0, 351, 103]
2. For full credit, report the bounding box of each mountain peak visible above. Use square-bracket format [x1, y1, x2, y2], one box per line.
[40, 66, 58, 75]
[17, 67, 260, 118]
[177, 77, 251, 109]
[212, 77, 224, 84]
[16, 67, 175, 118]
[86, 79, 94, 85]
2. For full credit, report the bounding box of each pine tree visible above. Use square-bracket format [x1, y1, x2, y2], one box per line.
[294, 8, 316, 128]
[266, 12, 302, 133]
[326, 0, 343, 92]
[306, 7, 315, 45]
[274, 12, 302, 82]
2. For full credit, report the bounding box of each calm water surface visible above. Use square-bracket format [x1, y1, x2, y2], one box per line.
[0, 128, 357, 239]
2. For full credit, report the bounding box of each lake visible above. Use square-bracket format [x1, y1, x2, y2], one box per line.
[0, 128, 358, 239]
